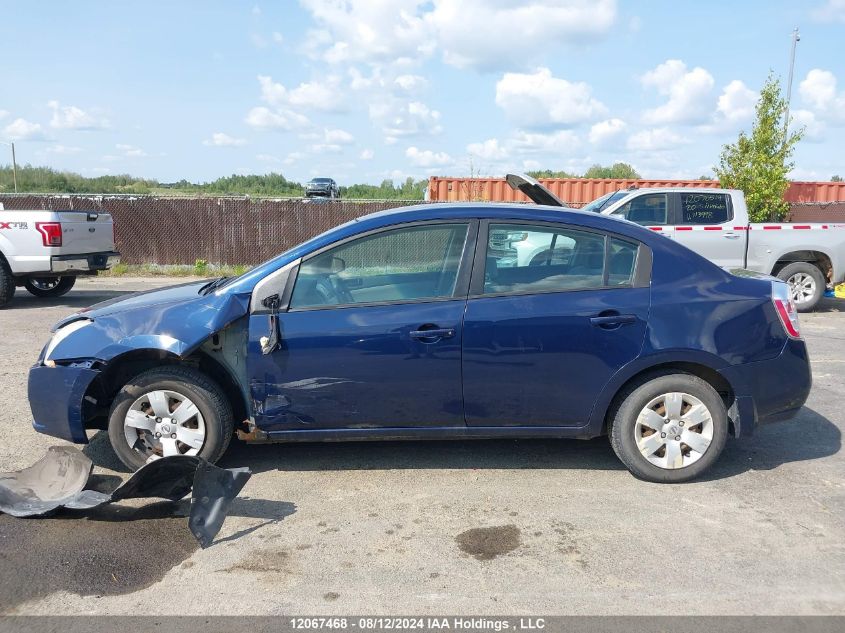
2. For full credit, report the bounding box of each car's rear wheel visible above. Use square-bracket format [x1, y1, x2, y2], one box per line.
[107, 366, 234, 471]
[610, 373, 728, 483]
[24, 276, 76, 298]
[777, 262, 825, 313]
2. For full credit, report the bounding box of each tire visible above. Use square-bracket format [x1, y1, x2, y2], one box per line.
[108, 366, 234, 471]
[776, 262, 825, 313]
[609, 372, 728, 483]
[24, 276, 76, 298]
[0, 258, 14, 308]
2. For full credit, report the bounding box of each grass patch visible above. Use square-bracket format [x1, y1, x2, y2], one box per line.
[100, 263, 251, 278]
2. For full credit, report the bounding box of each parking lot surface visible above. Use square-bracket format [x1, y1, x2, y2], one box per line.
[1, 277, 843, 615]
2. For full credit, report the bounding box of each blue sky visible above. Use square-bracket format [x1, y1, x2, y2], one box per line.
[1, 0, 844, 185]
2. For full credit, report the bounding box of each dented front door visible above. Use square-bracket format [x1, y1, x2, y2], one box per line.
[246, 221, 474, 432]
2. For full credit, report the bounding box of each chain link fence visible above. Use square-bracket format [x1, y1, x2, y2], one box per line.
[1, 194, 842, 266]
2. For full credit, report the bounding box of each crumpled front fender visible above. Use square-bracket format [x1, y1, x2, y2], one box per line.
[46, 291, 251, 363]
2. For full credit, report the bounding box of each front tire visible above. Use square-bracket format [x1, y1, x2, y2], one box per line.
[777, 262, 824, 313]
[108, 366, 234, 471]
[24, 276, 76, 298]
[610, 373, 728, 483]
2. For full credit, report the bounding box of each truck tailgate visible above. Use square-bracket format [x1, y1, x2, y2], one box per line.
[54, 211, 115, 255]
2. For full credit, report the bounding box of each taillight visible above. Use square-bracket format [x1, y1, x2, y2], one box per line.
[36, 222, 62, 247]
[772, 280, 802, 339]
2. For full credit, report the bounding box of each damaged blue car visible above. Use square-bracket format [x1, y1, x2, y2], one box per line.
[28, 176, 812, 482]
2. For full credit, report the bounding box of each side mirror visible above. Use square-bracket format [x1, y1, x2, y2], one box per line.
[330, 256, 346, 274]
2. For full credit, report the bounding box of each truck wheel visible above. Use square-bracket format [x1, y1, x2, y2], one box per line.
[24, 276, 76, 298]
[777, 262, 824, 313]
[609, 372, 728, 483]
[108, 366, 234, 471]
[0, 259, 14, 308]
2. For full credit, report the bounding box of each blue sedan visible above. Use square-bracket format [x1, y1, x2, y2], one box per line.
[28, 201, 811, 482]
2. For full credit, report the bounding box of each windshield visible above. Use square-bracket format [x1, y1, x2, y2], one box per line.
[581, 190, 631, 213]
[309, 178, 333, 184]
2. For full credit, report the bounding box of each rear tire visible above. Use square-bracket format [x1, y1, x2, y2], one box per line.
[0, 258, 14, 308]
[777, 262, 824, 313]
[609, 372, 728, 483]
[24, 276, 76, 298]
[108, 366, 234, 471]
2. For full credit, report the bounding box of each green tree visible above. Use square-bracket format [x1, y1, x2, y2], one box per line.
[526, 169, 578, 179]
[714, 74, 804, 222]
[582, 162, 641, 179]
[832, 175, 843, 182]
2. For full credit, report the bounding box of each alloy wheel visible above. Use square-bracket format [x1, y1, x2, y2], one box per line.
[787, 272, 817, 306]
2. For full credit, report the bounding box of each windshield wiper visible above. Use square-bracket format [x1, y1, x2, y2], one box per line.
[200, 276, 230, 295]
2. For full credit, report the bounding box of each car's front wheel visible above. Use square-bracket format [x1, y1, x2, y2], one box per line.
[108, 366, 234, 471]
[610, 373, 728, 483]
[24, 276, 76, 298]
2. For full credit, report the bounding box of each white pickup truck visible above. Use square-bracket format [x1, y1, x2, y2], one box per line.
[504, 176, 845, 312]
[0, 204, 120, 308]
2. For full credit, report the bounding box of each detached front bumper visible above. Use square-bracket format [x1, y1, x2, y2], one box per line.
[28, 364, 99, 443]
[52, 251, 121, 273]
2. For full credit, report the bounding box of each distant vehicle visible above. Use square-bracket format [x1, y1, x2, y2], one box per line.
[30, 182, 811, 482]
[0, 206, 120, 308]
[305, 178, 340, 199]
[588, 187, 845, 312]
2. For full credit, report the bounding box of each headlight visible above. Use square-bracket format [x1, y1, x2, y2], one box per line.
[44, 319, 93, 361]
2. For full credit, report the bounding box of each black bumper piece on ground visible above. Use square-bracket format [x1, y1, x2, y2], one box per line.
[0, 446, 251, 548]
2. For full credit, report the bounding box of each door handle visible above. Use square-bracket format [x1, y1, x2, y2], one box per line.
[723, 232, 741, 239]
[590, 314, 637, 329]
[410, 327, 455, 341]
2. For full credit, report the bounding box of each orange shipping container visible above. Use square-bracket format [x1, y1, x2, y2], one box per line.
[427, 177, 845, 206]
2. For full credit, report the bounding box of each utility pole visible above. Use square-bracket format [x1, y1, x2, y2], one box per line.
[11, 142, 17, 193]
[784, 27, 800, 137]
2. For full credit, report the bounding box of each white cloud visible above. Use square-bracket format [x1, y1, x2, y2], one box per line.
[272, 31, 284, 44]
[300, 0, 434, 65]
[45, 144, 82, 154]
[0, 110, 8, 121]
[299, 0, 617, 72]
[405, 146, 453, 167]
[3, 118, 45, 140]
[799, 69, 845, 124]
[256, 74, 347, 114]
[495, 68, 607, 128]
[714, 80, 756, 125]
[394, 74, 428, 92]
[370, 99, 443, 143]
[508, 129, 581, 154]
[589, 118, 626, 145]
[203, 132, 247, 147]
[48, 100, 109, 130]
[360, 149, 375, 160]
[812, 0, 845, 22]
[323, 128, 354, 144]
[429, 0, 617, 71]
[640, 59, 715, 125]
[283, 151, 304, 165]
[791, 109, 825, 142]
[467, 138, 509, 161]
[626, 127, 687, 152]
[256, 153, 281, 163]
[245, 106, 309, 131]
[251, 33, 269, 48]
[115, 143, 148, 157]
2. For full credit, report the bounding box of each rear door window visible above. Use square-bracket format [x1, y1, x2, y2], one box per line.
[482, 224, 639, 295]
[610, 194, 668, 225]
[679, 193, 732, 224]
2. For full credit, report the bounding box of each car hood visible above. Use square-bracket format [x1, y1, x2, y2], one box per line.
[47, 280, 253, 362]
[55, 280, 211, 329]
